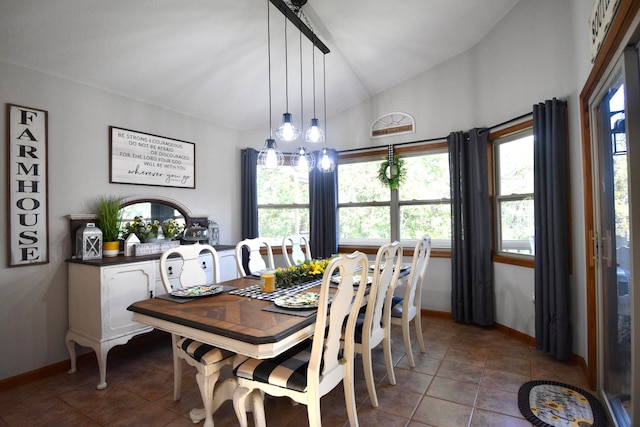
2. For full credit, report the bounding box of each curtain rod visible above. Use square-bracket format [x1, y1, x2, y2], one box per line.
[338, 136, 447, 154]
[269, 0, 330, 54]
[488, 111, 532, 130]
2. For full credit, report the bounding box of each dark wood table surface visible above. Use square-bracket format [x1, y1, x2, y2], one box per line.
[128, 276, 320, 359]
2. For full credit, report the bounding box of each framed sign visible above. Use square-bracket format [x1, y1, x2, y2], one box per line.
[7, 104, 49, 267]
[371, 112, 415, 139]
[109, 126, 196, 188]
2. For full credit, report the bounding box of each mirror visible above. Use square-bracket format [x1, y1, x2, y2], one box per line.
[119, 199, 189, 242]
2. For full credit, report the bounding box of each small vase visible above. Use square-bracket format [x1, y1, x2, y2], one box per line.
[103, 241, 120, 257]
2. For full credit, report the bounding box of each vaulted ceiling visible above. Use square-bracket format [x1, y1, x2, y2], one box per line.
[0, 0, 519, 131]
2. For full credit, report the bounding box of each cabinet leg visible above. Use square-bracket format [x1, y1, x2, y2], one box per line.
[66, 333, 77, 374]
[96, 342, 109, 390]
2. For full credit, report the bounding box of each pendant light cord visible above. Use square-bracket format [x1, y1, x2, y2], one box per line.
[299, 25, 304, 131]
[268, 0, 273, 132]
[284, 17, 289, 112]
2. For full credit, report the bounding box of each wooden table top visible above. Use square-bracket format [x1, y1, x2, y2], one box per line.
[128, 276, 320, 357]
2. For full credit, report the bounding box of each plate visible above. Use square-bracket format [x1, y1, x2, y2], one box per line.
[274, 292, 321, 309]
[171, 285, 223, 298]
[368, 264, 410, 271]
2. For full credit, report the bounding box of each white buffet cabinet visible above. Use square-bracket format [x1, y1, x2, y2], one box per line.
[65, 245, 237, 389]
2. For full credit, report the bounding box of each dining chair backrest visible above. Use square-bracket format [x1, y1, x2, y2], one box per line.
[159, 243, 220, 292]
[403, 236, 432, 315]
[365, 241, 403, 345]
[312, 252, 369, 385]
[354, 241, 402, 407]
[234, 238, 275, 277]
[282, 234, 312, 267]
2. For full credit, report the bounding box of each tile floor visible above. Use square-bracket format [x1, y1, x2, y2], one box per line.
[0, 316, 593, 426]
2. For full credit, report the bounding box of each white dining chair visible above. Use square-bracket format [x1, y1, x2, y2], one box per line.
[232, 252, 369, 427]
[282, 234, 312, 266]
[391, 236, 431, 367]
[159, 243, 235, 427]
[234, 238, 275, 277]
[350, 241, 403, 408]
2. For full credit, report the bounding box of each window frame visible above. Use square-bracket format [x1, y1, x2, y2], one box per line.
[337, 142, 452, 256]
[490, 120, 535, 268]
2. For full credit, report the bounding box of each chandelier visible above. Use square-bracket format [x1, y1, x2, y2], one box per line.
[260, 0, 334, 173]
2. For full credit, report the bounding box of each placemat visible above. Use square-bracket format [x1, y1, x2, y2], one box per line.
[262, 304, 317, 317]
[155, 285, 236, 304]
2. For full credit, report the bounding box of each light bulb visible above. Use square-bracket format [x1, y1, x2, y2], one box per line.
[275, 113, 300, 142]
[321, 153, 331, 169]
[304, 118, 325, 143]
[265, 148, 277, 169]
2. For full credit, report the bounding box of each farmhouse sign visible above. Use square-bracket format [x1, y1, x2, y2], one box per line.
[589, 0, 621, 62]
[110, 126, 195, 188]
[7, 104, 49, 267]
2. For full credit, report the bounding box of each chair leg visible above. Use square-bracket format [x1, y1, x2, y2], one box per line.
[362, 350, 378, 407]
[414, 312, 426, 353]
[343, 362, 360, 427]
[171, 334, 182, 401]
[233, 386, 255, 427]
[307, 396, 323, 427]
[382, 337, 396, 385]
[402, 319, 415, 368]
[196, 369, 221, 427]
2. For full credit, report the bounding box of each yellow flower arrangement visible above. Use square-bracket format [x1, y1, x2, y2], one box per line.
[274, 259, 331, 288]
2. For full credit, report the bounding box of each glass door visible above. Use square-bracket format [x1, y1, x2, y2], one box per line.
[590, 46, 639, 427]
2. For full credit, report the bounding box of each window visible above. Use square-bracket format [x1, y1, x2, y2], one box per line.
[257, 163, 309, 246]
[493, 128, 534, 256]
[338, 157, 390, 246]
[337, 144, 451, 249]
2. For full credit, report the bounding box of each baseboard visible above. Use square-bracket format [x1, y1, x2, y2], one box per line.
[0, 330, 169, 392]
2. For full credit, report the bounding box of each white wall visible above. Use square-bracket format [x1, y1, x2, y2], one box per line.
[0, 60, 245, 380]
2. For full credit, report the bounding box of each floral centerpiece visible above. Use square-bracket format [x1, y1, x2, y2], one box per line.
[121, 216, 184, 242]
[274, 259, 331, 288]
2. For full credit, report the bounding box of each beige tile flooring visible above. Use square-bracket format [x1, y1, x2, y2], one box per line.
[0, 316, 592, 426]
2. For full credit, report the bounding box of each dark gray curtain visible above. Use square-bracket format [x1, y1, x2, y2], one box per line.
[448, 128, 494, 326]
[309, 149, 338, 259]
[241, 148, 258, 240]
[533, 99, 571, 360]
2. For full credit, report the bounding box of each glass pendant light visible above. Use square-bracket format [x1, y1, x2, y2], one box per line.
[258, 1, 284, 171]
[292, 145, 315, 172]
[258, 138, 284, 170]
[274, 18, 300, 142]
[304, 45, 324, 143]
[317, 146, 335, 172]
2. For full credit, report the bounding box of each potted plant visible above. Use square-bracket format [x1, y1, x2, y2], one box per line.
[96, 195, 123, 257]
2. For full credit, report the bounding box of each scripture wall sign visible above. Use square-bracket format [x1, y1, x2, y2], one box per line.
[110, 126, 195, 188]
[590, 0, 621, 62]
[7, 104, 49, 267]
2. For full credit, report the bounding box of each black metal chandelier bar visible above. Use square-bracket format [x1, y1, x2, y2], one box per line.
[269, 0, 330, 54]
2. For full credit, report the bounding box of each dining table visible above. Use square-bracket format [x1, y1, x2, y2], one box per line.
[127, 265, 410, 424]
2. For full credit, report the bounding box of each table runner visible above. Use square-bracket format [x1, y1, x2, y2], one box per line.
[228, 279, 322, 301]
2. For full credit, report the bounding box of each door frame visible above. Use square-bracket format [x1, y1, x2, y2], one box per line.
[580, 0, 640, 390]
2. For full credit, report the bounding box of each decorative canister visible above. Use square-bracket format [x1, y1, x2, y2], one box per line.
[208, 219, 220, 246]
[76, 223, 103, 260]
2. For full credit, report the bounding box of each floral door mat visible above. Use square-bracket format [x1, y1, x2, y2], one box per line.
[518, 380, 607, 427]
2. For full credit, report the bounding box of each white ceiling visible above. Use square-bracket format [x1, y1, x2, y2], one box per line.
[0, 0, 519, 131]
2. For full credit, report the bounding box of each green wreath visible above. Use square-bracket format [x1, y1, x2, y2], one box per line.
[378, 155, 406, 189]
